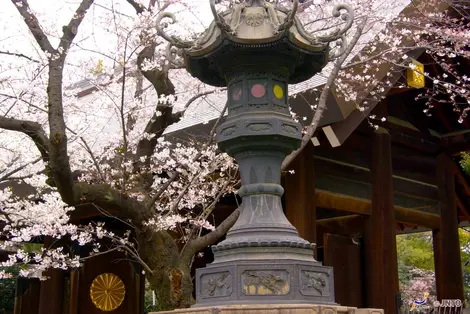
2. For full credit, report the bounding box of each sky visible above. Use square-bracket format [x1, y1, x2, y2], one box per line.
[0, 0, 411, 175]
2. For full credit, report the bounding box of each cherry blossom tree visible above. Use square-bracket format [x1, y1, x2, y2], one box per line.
[400, 268, 437, 313]
[0, 0, 240, 309]
[283, 0, 470, 167]
[0, 0, 467, 310]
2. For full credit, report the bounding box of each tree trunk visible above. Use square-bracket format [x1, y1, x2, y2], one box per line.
[138, 230, 193, 311]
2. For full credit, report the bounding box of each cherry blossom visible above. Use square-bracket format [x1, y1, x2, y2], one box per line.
[0, 0, 466, 310]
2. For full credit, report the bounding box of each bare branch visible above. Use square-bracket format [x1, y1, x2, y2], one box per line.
[179, 177, 239, 266]
[7, 169, 46, 181]
[149, 0, 158, 10]
[80, 245, 125, 261]
[10, 0, 55, 54]
[0, 116, 49, 163]
[282, 19, 367, 171]
[78, 137, 105, 182]
[0, 50, 41, 63]
[125, 0, 147, 14]
[180, 206, 241, 265]
[58, 0, 95, 55]
[183, 89, 223, 111]
[0, 157, 42, 182]
[340, 45, 431, 70]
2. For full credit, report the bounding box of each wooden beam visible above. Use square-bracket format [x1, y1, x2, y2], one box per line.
[441, 130, 470, 155]
[317, 215, 365, 234]
[394, 207, 440, 229]
[452, 161, 470, 196]
[363, 129, 399, 314]
[315, 131, 438, 185]
[315, 189, 440, 229]
[314, 157, 438, 202]
[285, 142, 316, 246]
[433, 153, 464, 301]
[315, 189, 371, 215]
[456, 194, 470, 223]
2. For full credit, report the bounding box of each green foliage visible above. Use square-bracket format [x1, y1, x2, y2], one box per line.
[396, 232, 434, 272]
[143, 280, 169, 313]
[397, 229, 470, 305]
[0, 266, 19, 314]
[460, 152, 470, 176]
[398, 258, 413, 287]
[22, 243, 42, 253]
[459, 228, 470, 303]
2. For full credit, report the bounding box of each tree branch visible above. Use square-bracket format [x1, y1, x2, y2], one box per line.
[146, 102, 228, 209]
[72, 182, 152, 223]
[282, 19, 367, 171]
[0, 50, 40, 63]
[58, 0, 95, 55]
[180, 206, 240, 265]
[125, 0, 146, 14]
[78, 137, 105, 182]
[46, 0, 94, 202]
[0, 116, 49, 163]
[0, 157, 42, 182]
[183, 90, 223, 111]
[131, 3, 179, 175]
[10, 0, 55, 54]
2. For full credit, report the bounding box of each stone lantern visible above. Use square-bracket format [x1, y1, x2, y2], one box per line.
[156, 0, 353, 307]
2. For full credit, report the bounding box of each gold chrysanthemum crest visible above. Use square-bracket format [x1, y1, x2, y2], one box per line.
[90, 273, 126, 311]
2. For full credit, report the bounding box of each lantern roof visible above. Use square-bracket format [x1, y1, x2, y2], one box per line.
[156, 0, 354, 86]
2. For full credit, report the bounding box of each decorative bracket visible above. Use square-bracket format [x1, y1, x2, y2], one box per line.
[210, 0, 235, 34]
[155, 12, 195, 49]
[317, 4, 354, 43]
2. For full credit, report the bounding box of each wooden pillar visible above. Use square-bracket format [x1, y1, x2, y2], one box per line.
[38, 268, 65, 314]
[14, 278, 40, 314]
[285, 142, 316, 248]
[38, 237, 65, 314]
[69, 270, 80, 314]
[432, 153, 464, 301]
[364, 129, 399, 314]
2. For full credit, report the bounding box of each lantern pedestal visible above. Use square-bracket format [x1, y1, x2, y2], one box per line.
[195, 260, 335, 306]
[190, 75, 336, 306]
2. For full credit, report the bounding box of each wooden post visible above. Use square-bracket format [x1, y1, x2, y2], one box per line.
[38, 237, 65, 314]
[69, 270, 80, 314]
[433, 153, 464, 301]
[285, 142, 316, 253]
[14, 278, 40, 314]
[364, 129, 399, 314]
[38, 268, 65, 314]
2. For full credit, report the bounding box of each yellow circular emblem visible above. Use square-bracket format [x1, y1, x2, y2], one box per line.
[273, 85, 284, 99]
[90, 273, 126, 311]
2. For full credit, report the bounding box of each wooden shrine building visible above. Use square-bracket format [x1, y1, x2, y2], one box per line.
[7, 2, 470, 314]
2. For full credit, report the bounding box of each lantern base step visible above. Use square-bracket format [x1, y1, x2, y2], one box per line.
[152, 304, 384, 314]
